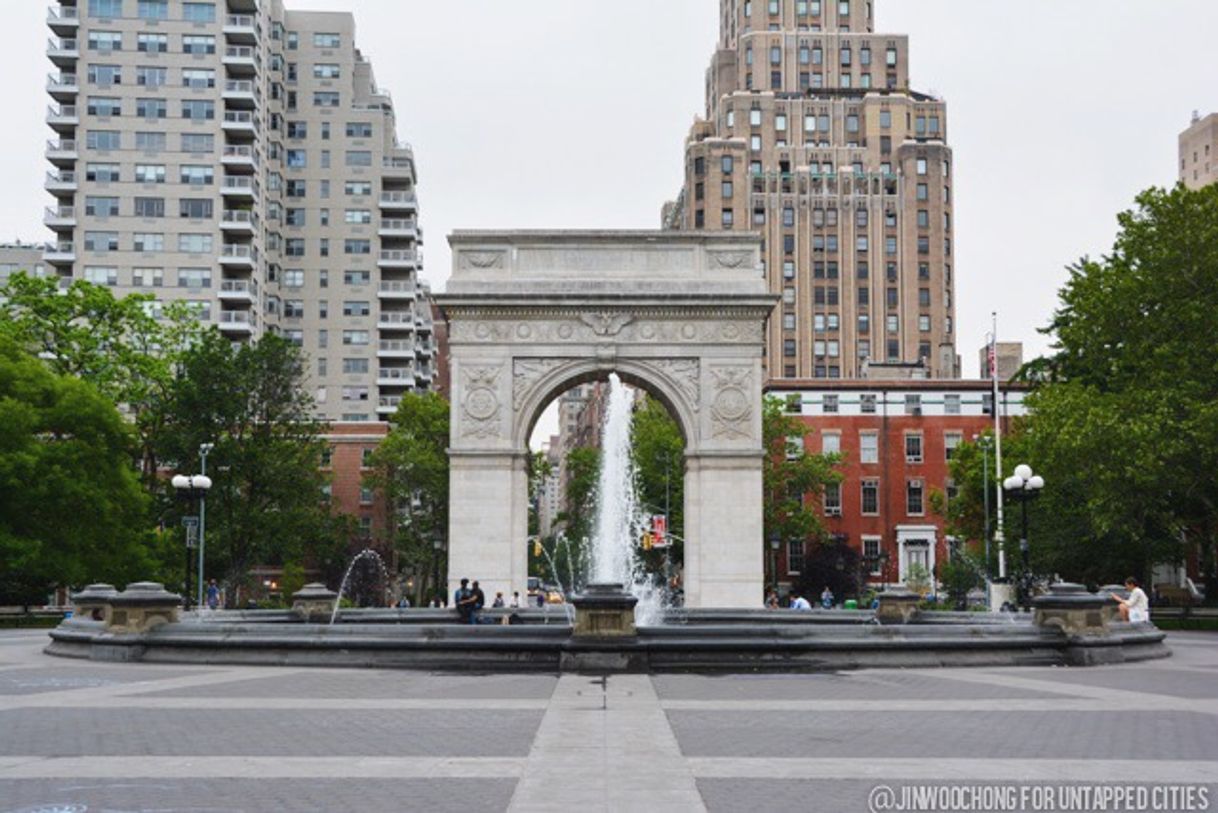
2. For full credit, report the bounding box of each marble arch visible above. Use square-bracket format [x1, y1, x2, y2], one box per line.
[436, 231, 777, 608]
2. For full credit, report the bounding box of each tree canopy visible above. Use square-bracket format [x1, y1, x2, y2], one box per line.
[762, 396, 843, 546]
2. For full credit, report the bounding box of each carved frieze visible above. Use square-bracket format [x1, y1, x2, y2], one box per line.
[649, 359, 701, 411]
[512, 358, 567, 411]
[460, 365, 504, 438]
[459, 251, 507, 270]
[450, 318, 762, 345]
[709, 366, 753, 440]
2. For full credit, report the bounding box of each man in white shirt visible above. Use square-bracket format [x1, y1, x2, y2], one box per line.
[789, 591, 813, 611]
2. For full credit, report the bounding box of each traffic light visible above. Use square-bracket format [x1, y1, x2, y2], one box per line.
[533, 539, 542, 557]
[641, 532, 654, 551]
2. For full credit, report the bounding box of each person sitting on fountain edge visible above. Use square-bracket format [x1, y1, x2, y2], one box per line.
[469, 580, 487, 624]
[1111, 577, 1150, 624]
[789, 590, 812, 611]
[454, 578, 474, 623]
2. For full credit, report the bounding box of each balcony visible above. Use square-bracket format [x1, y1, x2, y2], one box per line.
[377, 340, 415, 358]
[45, 138, 77, 165]
[416, 314, 434, 332]
[222, 111, 258, 136]
[377, 367, 416, 387]
[379, 191, 417, 211]
[222, 79, 258, 107]
[46, 5, 79, 35]
[220, 209, 257, 233]
[47, 37, 79, 65]
[222, 46, 258, 73]
[43, 242, 75, 265]
[219, 279, 258, 302]
[219, 310, 257, 333]
[46, 72, 78, 99]
[377, 396, 403, 415]
[46, 104, 78, 131]
[219, 245, 257, 268]
[378, 312, 416, 330]
[43, 206, 76, 229]
[221, 176, 257, 198]
[382, 156, 415, 181]
[45, 170, 77, 194]
[377, 280, 417, 299]
[221, 144, 258, 171]
[378, 219, 419, 239]
[378, 249, 419, 268]
[222, 14, 258, 43]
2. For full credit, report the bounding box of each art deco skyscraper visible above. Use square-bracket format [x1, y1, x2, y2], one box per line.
[667, 0, 959, 380]
[44, 0, 435, 422]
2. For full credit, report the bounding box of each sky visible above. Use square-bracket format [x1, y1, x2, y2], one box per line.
[4, 0, 1216, 430]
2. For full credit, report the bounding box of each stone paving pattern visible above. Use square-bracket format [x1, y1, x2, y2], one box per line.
[0, 629, 1216, 812]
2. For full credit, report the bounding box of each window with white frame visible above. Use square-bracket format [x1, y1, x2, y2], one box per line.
[860, 432, 878, 464]
[824, 482, 841, 515]
[822, 432, 840, 455]
[904, 433, 923, 463]
[787, 539, 804, 574]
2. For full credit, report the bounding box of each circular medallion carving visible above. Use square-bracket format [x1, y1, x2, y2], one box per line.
[721, 323, 741, 341]
[639, 323, 657, 340]
[681, 323, 698, 340]
[465, 387, 499, 421]
[557, 323, 574, 340]
[515, 323, 533, 340]
[712, 387, 749, 421]
[474, 323, 492, 340]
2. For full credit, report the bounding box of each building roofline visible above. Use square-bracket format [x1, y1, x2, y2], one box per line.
[764, 379, 1030, 392]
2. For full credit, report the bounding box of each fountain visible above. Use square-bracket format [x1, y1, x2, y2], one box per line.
[586, 373, 664, 625]
[330, 548, 390, 624]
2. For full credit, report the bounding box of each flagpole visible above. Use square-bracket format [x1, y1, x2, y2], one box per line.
[991, 313, 1006, 582]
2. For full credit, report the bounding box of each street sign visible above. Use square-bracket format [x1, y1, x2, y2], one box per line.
[181, 516, 199, 529]
[182, 516, 199, 549]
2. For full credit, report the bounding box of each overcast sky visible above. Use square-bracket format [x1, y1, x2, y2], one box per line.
[4, 0, 1216, 378]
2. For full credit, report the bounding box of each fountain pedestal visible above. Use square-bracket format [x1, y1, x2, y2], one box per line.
[875, 590, 921, 625]
[571, 583, 639, 638]
[106, 582, 181, 634]
[71, 583, 118, 623]
[291, 583, 339, 623]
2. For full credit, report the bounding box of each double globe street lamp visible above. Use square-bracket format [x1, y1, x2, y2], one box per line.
[171, 473, 212, 611]
[1003, 464, 1044, 611]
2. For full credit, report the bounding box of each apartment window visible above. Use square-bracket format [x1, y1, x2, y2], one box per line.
[783, 313, 796, 330]
[905, 433, 923, 463]
[314, 92, 341, 108]
[944, 432, 962, 460]
[864, 536, 882, 570]
[314, 32, 342, 48]
[286, 180, 307, 199]
[134, 131, 166, 152]
[346, 122, 373, 139]
[904, 394, 922, 415]
[860, 393, 877, 414]
[86, 163, 121, 183]
[182, 2, 216, 23]
[346, 151, 373, 167]
[749, 108, 762, 126]
[83, 266, 118, 286]
[722, 209, 734, 228]
[860, 432, 878, 464]
[134, 164, 165, 183]
[342, 300, 371, 317]
[783, 260, 795, 280]
[342, 358, 370, 374]
[944, 394, 961, 415]
[284, 238, 306, 257]
[135, 98, 166, 118]
[285, 209, 306, 227]
[181, 100, 215, 120]
[133, 197, 164, 218]
[343, 330, 370, 346]
[919, 315, 931, 332]
[344, 209, 373, 225]
[137, 33, 167, 53]
[88, 30, 123, 51]
[138, 0, 168, 18]
[885, 236, 897, 255]
[287, 122, 308, 140]
[87, 64, 121, 86]
[182, 69, 216, 89]
[177, 268, 210, 289]
[887, 47, 898, 66]
[345, 181, 373, 196]
[284, 300, 305, 318]
[916, 157, 928, 176]
[282, 329, 303, 347]
[783, 339, 796, 357]
[181, 133, 214, 153]
[344, 270, 371, 286]
[179, 199, 213, 219]
[824, 482, 842, 515]
[182, 35, 216, 55]
[822, 432, 841, 455]
[132, 267, 163, 287]
[344, 239, 371, 255]
[86, 130, 121, 150]
[314, 64, 341, 79]
[823, 394, 839, 414]
[136, 66, 167, 87]
[132, 232, 163, 252]
[179, 165, 213, 185]
[919, 288, 931, 308]
[916, 183, 929, 201]
[906, 480, 925, 515]
[286, 149, 307, 168]
[84, 231, 119, 252]
[282, 269, 304, 288]
[178, 234, 212, 254]
[857, 287, 869, 306]
[787, 539, 804, 575]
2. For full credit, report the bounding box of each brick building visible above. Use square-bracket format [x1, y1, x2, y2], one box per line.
[321, 421, 389, 546]
[767, 380, 1027, 590]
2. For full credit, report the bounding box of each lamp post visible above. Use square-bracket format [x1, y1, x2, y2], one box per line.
[432, 538, 446, 606]
[767, 531, 781, 592]
[1003, 464, 1044, 611]
[171, 473, 212, 611]
[196, 442, 213, 608]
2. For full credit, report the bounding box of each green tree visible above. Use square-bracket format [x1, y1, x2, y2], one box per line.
[0, 274, 205, 481]
[763, 396, 843, 548]
[156, 332, 338, 601]
[365, 391, 451, 605]
[630, 396, 685, 539]
[0, 339, 153, 605]
[561, 446, 601, 546]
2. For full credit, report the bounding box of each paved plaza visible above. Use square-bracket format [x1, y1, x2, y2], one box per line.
[0, 630, 1216, 812]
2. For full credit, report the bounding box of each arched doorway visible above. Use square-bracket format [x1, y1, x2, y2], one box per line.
[436, 231, 777, 608]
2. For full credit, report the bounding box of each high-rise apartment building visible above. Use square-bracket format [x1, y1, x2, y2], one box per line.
[44, 0, 435, 422]
[667, 0, 958, 381]
[1180, 111, 1218, 190]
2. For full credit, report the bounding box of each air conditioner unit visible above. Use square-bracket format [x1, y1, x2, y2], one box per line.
[910, 407, 922, 416]
[825, 507, 842, 517]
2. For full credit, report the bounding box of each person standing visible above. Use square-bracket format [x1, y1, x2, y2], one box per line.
[206, 579, 221, 610]
[820, 586, 835, 609]
[1111, 577, 1150, 623]
[454, 578, 474, 623]
[492, 592, 505, 608]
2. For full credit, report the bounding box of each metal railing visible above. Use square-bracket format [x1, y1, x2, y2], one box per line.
[378, 249, 418, 264]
